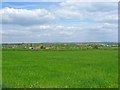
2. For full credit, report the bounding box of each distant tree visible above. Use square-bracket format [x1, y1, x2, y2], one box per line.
[40, 45, 44, 49]
[30, 43, 33, 47]
[93, 45, 98, 49]
[119, 43, 120, 47]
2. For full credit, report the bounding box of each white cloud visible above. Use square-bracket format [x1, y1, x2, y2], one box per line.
[59, 31, 74, 35]
[55, 8, 86, 20]
[1, 2, 118, 43]
[55, 2, 118, 22]
[2, 0, 119, 2]
[24, 25, 84, 31]
[2, 23, 118, 43]
[3, 23, 117, 35]
[1, 3, 117, 26]
[29, 25, 51, 30]
[1, 7, 55, 26]
[61, 0, 119, 2]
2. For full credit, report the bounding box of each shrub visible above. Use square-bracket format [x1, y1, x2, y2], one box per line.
[93, 45, 99, 49]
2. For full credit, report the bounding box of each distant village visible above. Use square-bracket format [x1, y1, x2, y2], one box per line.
[2, 42, 119, 50]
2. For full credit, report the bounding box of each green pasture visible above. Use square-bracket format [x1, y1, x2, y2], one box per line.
[2, 50, 118, 88]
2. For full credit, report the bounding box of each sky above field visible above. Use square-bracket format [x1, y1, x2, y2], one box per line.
[1, 1, 118, 43]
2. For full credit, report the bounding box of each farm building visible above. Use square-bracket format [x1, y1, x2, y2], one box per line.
[29, 47, 34, 49]
[35, 45, 40, 49]
[45, 46, 51, 50]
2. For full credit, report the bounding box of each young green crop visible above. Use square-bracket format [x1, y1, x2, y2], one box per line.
[2, 50, 118, 88]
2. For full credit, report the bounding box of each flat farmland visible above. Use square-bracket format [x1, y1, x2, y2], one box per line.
[2, 50, 118, 88]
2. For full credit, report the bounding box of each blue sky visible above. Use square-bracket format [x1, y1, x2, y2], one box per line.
[1, 1, 118, 43]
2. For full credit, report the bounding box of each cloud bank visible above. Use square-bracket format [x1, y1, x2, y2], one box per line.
[1, 2, 118, 43]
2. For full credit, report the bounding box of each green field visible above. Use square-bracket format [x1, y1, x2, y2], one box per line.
[2, 50, 118, 88]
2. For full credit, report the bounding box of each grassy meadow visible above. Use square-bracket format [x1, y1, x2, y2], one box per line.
[2, 49, 118, 88]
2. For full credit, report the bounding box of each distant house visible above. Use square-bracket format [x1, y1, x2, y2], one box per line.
[111, 45, 118, 47]
[35, 45, 40, 49]
[64, 44, 67, 46]
[45, 46, 51, 50]
[29, 47, 34, 49]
